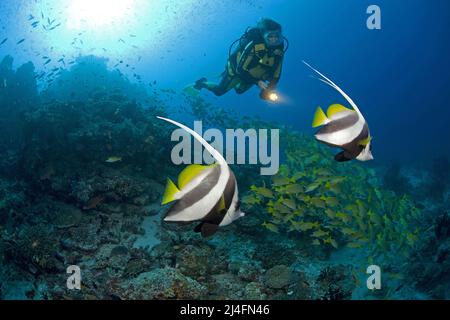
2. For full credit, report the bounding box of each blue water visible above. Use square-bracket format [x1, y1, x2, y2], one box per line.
[1, 0, 449, 164]
[1, 0, 450, 301]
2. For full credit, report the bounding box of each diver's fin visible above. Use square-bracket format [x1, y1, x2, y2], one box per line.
[161, 178, 180, 205]
[194, 222, 219, 237]
[327, 104, 353, 118]
[312, 106, 330, 128]
[358, 135, 373, 147]
[334, 151, 353, 162]
[178, 164, 216, 189]
[182, 84, 200, 97]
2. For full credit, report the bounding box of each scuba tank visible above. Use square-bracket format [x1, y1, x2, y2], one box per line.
[228, 27, 289, 60]
[228, 27, 261, 58]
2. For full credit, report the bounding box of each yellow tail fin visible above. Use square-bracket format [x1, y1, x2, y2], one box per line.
[162, 178, 180, 205]
[182, 85, 199, 97]
[312, 107, 330, 128]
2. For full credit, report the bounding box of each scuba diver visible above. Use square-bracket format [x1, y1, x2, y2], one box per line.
[192, 18, 288, 102]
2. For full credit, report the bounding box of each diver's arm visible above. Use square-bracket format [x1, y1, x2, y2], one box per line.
[267, 56, 284, 90]
[236, 41, 254, 76]
[258, 81, 269, 91]
[267, 78, 278, 90]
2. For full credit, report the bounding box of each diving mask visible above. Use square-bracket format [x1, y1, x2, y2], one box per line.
[263, 30, 283, 47]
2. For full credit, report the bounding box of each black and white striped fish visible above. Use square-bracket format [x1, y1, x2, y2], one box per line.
[157, 116, 245, 237]
[304, 61, 374, 162]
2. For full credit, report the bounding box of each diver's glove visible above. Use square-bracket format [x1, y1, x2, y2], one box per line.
[258, 81, 278, 101]
[257, 80, 269, 91]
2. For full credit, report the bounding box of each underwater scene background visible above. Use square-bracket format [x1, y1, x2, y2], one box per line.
[0, 0, 449, 300]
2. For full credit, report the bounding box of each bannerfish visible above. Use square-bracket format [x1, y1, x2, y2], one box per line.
[304, 61, 374, 162]
[105, 156, 122, 163]
[157, 116, 245, 237]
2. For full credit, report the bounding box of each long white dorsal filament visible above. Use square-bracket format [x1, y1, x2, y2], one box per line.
[303, 60, 365, 121]
[156, 116, 228, 168]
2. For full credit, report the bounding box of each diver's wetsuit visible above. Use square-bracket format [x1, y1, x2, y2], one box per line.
[198, 32, 284, 96]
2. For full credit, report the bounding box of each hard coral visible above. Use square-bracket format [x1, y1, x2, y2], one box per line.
[264, 265, 295, 289]
[4, 224, 62, 274]
[316, 265, 354, 300]
[115, 267, 207, 299]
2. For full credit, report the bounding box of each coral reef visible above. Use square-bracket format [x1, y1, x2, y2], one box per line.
[111, 267, 208, 300]
[0, 55, 173, 300]
[406, 210, 450, 299]
[0, 53, 443, 300]
[3, 224, 63, 275]
[316, 265, 354, 300]
[0, 55, 38, 168]
[0, 179, 27, 228]
[244, 130, 422, 265]
[264, 265, 295, 289]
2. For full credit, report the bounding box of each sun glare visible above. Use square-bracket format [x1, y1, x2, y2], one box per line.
[67, 0, 134, 29]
